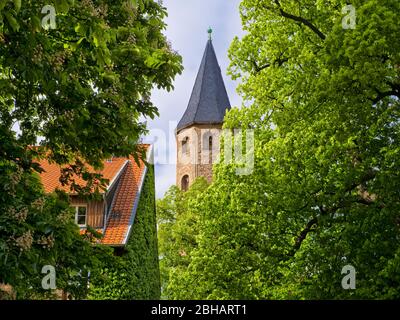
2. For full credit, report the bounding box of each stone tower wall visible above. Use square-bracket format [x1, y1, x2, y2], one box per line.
[176, 124, 222, 189]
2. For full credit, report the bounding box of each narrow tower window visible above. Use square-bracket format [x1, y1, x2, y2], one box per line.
[203, 134, 213, 164]
[208, 136, 213, 164]
[182, 137, 189, 156]
[181, 175, 189, 191]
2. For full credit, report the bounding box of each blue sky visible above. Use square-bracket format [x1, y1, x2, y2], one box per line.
[147, 0, 244, 198]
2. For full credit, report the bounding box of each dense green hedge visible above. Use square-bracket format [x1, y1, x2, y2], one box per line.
[89, 165, 160, 299]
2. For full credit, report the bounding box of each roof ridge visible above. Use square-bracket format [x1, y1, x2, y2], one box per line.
[191, 40, 211, 125]
[211, 42, 226, 120]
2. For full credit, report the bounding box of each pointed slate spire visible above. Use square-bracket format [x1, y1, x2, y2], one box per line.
[177, 34, 231, 132]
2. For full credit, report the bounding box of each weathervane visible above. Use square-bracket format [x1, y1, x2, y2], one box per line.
[208, 27, 213, 40]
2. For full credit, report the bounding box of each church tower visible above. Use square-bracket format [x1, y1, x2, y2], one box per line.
[176, 29, 231, 190]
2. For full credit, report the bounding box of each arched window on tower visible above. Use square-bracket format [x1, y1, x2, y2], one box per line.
[203, 133, 213, 164]
[181, 175, 189, 191]
[182, 137, 189, 156]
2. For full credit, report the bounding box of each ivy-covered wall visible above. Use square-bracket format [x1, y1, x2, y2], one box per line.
[89, 165, 160, 299]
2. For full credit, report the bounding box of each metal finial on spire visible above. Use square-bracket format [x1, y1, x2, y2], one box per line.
[207, 27, 213, 40]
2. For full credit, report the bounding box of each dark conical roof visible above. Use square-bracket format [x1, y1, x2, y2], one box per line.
[177, 39, 231, 132]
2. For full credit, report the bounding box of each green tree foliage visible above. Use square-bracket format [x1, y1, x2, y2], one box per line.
[1, 0, 182, 166]
[0, 0, 181, 298]
[157, 178, 209, 299]
[163, 0, 400, 299]
[1, 124, 111, 299]
[89, 166, 161, 299]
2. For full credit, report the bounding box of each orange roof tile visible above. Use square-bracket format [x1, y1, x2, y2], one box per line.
[101, 156, 146, 246]
[37, 145, 151, 246]
[38, 157, 128, 194]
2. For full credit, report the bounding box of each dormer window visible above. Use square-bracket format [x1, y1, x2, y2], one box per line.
[74, 206, 87, 227]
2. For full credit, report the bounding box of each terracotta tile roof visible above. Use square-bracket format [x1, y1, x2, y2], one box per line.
[37, 145, 151, 247]
[101, 155, 147, 246]
[38, 157, 128, 194]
